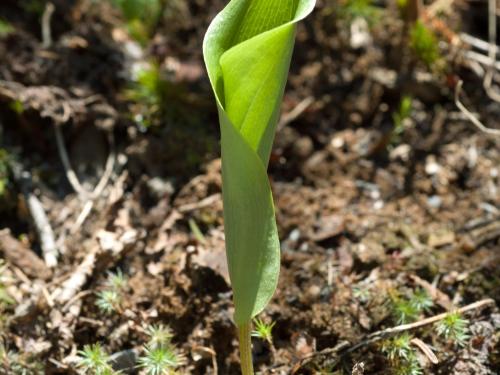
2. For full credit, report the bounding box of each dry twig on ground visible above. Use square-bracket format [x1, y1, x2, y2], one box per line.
[10, 163, 59, 267]
[54, 124, 116, 232]
[41, 2, 55, 48]
[455, 80, 500, 137]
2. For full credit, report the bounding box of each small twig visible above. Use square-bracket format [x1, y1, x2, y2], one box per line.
[177, 193, 221, 213]
[460, 33, 500, 55]
[70, 200, 94, 234]
[463, 50, 500, 71]
[10, 163, 59, 268]
[27, 193, 58, 267]
[410, 338, 438, 364]
[54, 124, 116, 231]
[51, 248, 98, 304]
[69, 132, 116, 233]
[277, 96, 314, 131]
[61, 290, 92, 312]
[92, 131, 116, 198]
[454, 80, 500, 137]
[41, 2, 55, 48]
[193, 346, 218, 375]
[54, 124, 89, 199]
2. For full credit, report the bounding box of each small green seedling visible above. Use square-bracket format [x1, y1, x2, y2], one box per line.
[393, 357, 423, 375]
[410, 21, 440, 68]
[382, 333, 413, 362]
[138, 345, 182, 375]
[126, 63, 165, 128]
[188, 218, 207, 245]
[251, 318, 276, 345]
[203, 1, 315, 373]
[391, 96, 413, 145]
[76, 343, 118, 375]
[392, 298, 420, 324]
[138, 324, 183, 375]
[95, 270, 127, 315]
[105, 269, 127, 292]
[391, 289, 433, 324]
[145, 324, 174, 348]
[95, 290, 122, 314]
[382, 333, 423, 375]
[409, 289, 433, 313]
[435, 311, 470, 347]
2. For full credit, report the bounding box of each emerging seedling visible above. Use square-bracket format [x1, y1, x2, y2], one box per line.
[138, 345, 182, 375]
[409, 288, 433, 313]
[382, 333, 423, 375]
[96, 290, 122, 315]
[391, 95, 413, 146]
[203, 1, 315, 373]
[95, 269, 127, 315]
[138, 324, 183, 375]
[435, 311, 470, 347]
[251, 318, 276, 345]
[145, 324, 174, 348]
[76, 343, 117, 375]
[390, 289, 433, 324]
[410, 21, 440, 68]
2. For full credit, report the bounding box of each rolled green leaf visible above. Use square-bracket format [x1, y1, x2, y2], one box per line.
[203, 0, 315, 325]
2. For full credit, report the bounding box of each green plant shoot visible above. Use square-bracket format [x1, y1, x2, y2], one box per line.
[203, 0, 315, 325]
[203, 0, 315, 372]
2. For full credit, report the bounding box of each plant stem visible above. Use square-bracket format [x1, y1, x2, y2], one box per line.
[238, 321, 254, 375]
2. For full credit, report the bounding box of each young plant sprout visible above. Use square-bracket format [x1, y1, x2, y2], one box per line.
[138, 324, 184, 374]
[391, 289, 433, 324]
[138, 345, 183, 375]
[145, 324, 174, 348]
[409, 288, 433, 313]
[410, 21, 440, 68]
[96, 290, 122, 315]
[105, 269, 128, 292]
[382, 333, 423, 375]
[251, 318, 276, 345]
[435, 311, 470, 347]
[96, 269, 127, 314]
[76, 343, 116, 375]
[203, 1, 315, 373]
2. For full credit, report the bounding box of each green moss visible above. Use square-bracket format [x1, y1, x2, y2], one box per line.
[410, 21, 440, 68]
